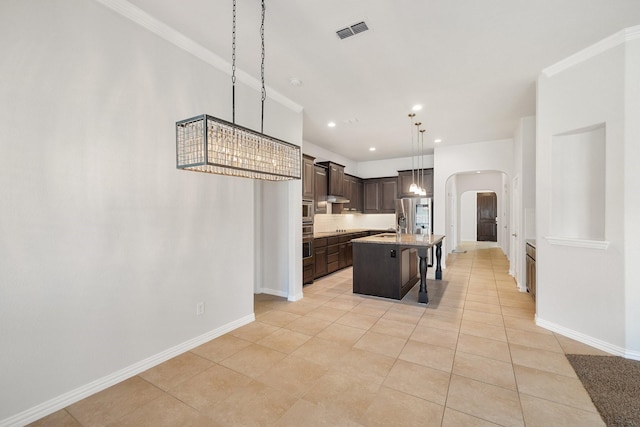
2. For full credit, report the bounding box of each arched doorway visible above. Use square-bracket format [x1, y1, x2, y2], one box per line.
[444, 170, 511, 256]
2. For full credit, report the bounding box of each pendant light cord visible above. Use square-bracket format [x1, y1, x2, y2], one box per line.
[409, 113, 416, 185]
[231, 0, 237, 125]
[260, 0, 266, 134]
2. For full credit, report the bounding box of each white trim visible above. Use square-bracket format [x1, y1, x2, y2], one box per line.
[259, 287, 289, 299]
[0, 314, 255, 427]
[536, 316, 640, 361]
[94, 0, 303, 113]
[544, 236, 610, 250]
[542, 25, 640, 77]
[288, 291, 304, 302]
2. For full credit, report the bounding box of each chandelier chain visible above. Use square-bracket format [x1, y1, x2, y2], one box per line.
[260, 0, 266, 133]
[231, 0, 237, 124]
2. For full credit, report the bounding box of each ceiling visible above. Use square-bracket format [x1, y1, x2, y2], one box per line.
[126, 0, 640, 161]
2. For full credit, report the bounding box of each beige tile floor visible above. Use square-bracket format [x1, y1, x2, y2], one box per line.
[30, 243, 611, 427]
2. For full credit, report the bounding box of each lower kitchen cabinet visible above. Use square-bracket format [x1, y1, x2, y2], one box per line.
[327, 236, 340, 274]
[312, 231, 380, 280]
[314, 238, 327, 278]
[303, 257, 314, 284]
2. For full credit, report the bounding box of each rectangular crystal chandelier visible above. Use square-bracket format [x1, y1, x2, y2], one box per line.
[176, 114, 301, 181]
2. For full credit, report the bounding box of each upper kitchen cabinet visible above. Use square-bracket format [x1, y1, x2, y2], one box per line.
[398, 169, 433, 198]
[342, 174, 363, 212]
[302, 154, 315, 200]
[363, 177, 397, 213]
[314, 164, 328, 214]
[317, 161, 345, 197]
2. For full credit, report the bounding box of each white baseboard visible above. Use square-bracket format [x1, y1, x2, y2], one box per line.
[259, 287, 289, 299]
[535, 316, 640, 361]
[0, 314, 255, 427]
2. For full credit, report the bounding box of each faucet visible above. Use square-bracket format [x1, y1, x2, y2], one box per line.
[397, 215, 407, 235]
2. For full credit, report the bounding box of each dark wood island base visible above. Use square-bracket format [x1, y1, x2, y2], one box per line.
[352, 233, 445, 304]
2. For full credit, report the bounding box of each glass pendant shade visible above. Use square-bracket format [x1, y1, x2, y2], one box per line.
[409, 183, 418, 193]
[176, 114, 301, 181]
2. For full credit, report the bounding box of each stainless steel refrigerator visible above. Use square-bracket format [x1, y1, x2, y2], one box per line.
[395, 197, 432, 235]
[396, 197, 434, 264]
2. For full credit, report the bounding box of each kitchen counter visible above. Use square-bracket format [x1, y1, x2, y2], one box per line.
[351, 233, 445, 304]
[352, 233, 445, 248]
[313, 229, 394, 238]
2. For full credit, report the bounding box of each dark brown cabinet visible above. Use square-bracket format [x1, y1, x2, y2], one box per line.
[341, 174, 363, 212]
[317, 161, 345, 197]
[314, 165, 327, 214]
[381, 178, 397, 212]
[351, 175, 363, 212]
[303, 257, 314, 284]
[364, 177, 397, 213]
[398, 169, 433, 198]
[364, 179, 380, 212]
[312, 231, 374, 279]
[302, 154, 315, 200]
[526, 242, 536, 300]
[314, 238, 327, 278]
[327, 236, 340, 274]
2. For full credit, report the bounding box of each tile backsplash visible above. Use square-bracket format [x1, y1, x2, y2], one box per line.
[314, 213, 396, 233]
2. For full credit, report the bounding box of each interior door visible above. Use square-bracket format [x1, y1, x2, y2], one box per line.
[477, 192, 497, 242]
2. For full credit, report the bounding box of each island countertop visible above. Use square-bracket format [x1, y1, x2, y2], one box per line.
[352, 233, 445, 248]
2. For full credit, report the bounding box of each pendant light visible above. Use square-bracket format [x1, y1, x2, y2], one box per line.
[408, 113, 418, 193]
[175, 0, 301, 181]
[418, 128, 427, 196]
[414, 121, 425, 195]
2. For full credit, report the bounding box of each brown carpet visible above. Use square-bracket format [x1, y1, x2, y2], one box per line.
[566, 354, 640, 427]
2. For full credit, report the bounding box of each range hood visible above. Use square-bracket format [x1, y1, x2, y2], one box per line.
[326, 195, 350, 204]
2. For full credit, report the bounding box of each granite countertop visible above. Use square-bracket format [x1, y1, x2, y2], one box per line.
[314, 229, 394, 238]
[352, 233, 445, 247]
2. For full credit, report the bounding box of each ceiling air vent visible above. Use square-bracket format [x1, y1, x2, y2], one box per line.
[336, 21, 369, 40]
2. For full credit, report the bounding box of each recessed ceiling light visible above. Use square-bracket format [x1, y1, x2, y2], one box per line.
[327, 122, 336, 128]
[434, 138, 442, 143]
[369, 147, 376, 151]
[412, 105, 423, 111]
[289, 77, 302, 87]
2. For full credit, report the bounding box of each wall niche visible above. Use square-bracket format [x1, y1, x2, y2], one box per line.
[550, 123, 606, 243]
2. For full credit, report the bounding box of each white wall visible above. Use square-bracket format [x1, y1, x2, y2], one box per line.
[302, 141, 359, 175]
[512, 116, 536, 290]
[460, 192, 478, 241]
[434, 139, 514, 264]
[624, 36, 640, 357]
[0, 0, 302, 423]
[357, 155, 434, 179]
[536, 27, 639, 359]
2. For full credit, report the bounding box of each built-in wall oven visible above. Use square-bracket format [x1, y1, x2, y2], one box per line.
[303, 203, 314, 284]
[302, 200, 313, 224]
[302, 224, 313, 259]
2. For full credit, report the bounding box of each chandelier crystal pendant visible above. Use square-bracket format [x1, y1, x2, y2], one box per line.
[175, 0, 301, 181]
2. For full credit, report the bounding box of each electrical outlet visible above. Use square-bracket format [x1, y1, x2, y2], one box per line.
[196, 302, 205, 316]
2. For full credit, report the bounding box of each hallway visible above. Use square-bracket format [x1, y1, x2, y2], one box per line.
[31, 244, 608, 426]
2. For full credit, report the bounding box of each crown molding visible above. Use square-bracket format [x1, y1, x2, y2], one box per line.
[542, 25, 640, 77]
[94, 0, 303, 113]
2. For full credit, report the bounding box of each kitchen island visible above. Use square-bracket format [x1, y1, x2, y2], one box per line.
[351, 233, 444, 303]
